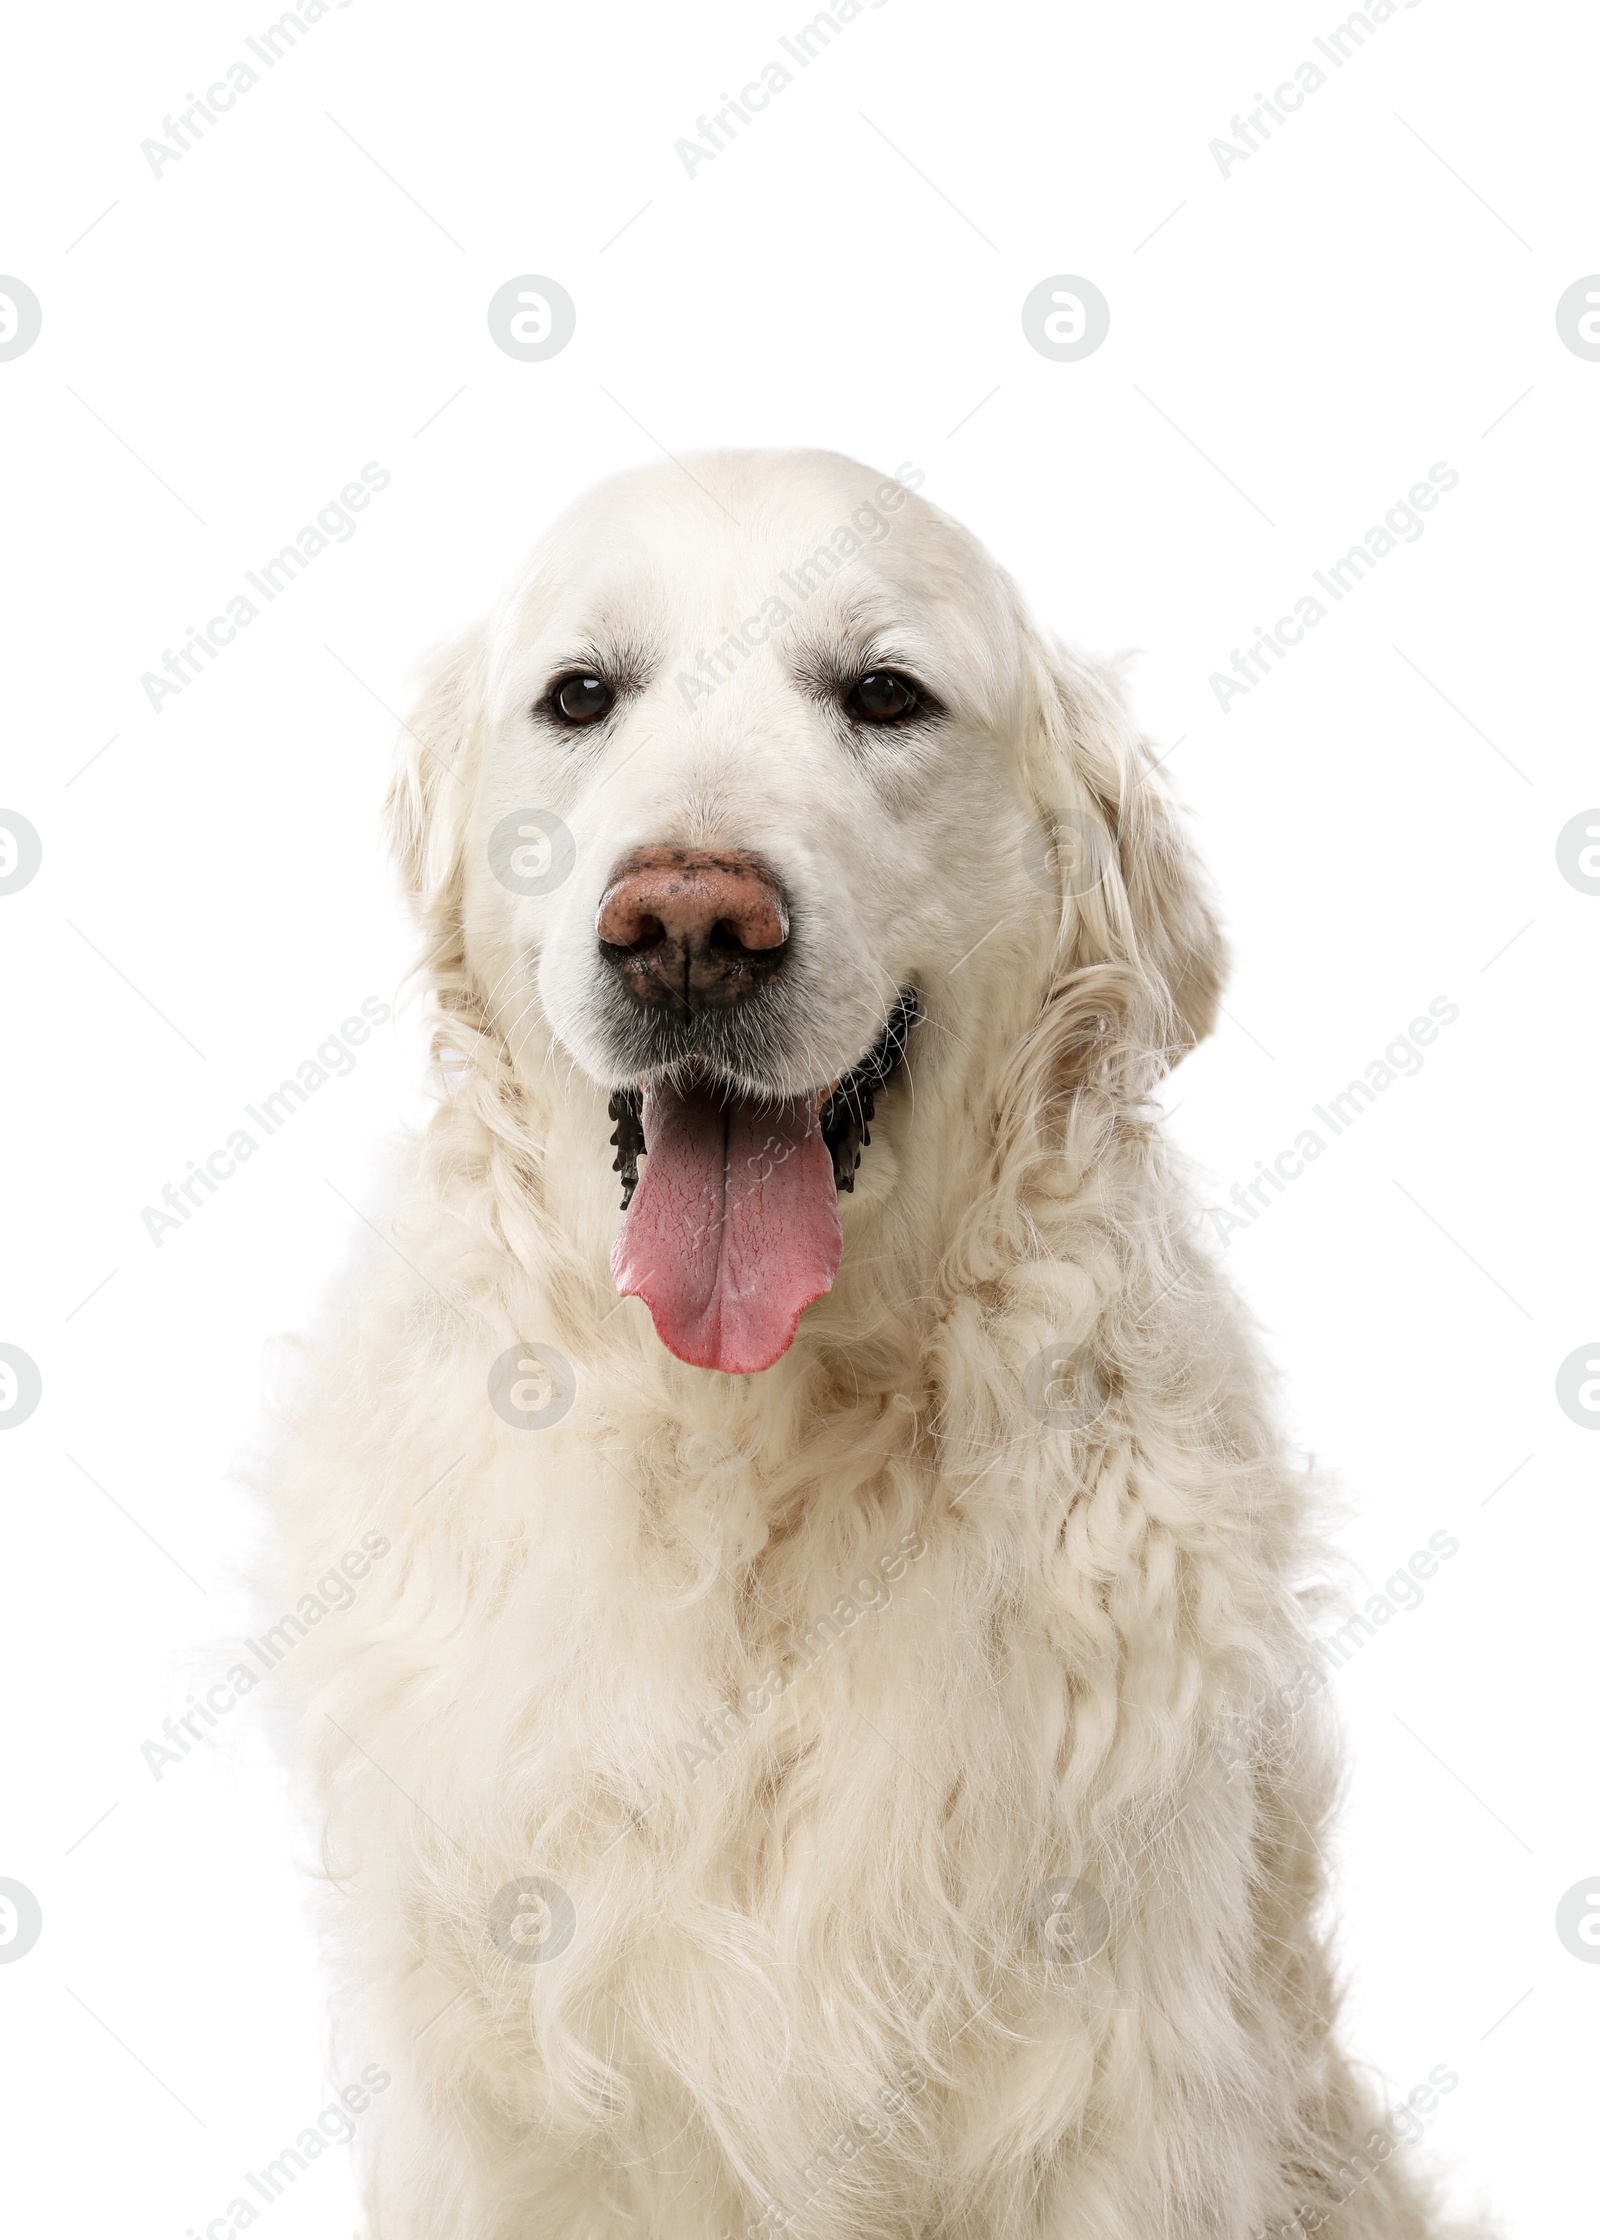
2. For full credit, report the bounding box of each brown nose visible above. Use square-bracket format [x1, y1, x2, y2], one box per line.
[596, 848, 789, 1012]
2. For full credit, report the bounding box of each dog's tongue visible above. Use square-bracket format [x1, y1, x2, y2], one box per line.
[610, 1085, 842, 1374]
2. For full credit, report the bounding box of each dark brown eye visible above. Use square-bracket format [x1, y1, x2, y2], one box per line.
[551, 673, 614, 725]
[845, 670, 917, 724]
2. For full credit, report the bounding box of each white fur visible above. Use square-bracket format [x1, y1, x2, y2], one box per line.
[256, 451, 1479, 2239]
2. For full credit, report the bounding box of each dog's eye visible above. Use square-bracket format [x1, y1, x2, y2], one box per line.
[549, 673, 614, 725]
[844, 671, 918, 724]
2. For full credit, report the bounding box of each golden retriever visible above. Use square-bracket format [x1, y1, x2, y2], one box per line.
[257, 449, 1480, 2239]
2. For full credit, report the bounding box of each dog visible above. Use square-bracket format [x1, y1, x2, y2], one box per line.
[257, 449, 1479, 2239]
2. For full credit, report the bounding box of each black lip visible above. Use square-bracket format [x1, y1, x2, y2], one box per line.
[606, 987, 920, 1210]
[819, 986, 920, 1191]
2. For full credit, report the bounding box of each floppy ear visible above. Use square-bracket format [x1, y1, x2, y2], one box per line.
[383, 622, 488, 981]
[1023, 629, 1226, 1069]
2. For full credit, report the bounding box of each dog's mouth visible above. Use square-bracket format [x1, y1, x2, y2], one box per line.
[606, 989, 919, 1375]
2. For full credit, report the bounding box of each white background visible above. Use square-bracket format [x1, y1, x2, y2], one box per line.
[1, 1, 1594, 2233]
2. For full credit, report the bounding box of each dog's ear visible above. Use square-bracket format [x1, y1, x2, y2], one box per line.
[1024, 630, 1225, 1066]
[383, 623, 488, 961]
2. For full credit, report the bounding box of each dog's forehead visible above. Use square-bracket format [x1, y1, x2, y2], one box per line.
[503, 450, 1010, 661]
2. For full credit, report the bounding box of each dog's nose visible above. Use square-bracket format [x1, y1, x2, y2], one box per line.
[596, 848, 789, 1011]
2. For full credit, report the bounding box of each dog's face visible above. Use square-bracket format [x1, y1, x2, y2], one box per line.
[391, 451, 1222, 1375]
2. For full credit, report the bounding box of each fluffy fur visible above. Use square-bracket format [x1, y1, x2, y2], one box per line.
[257, 451, 1477, 2239]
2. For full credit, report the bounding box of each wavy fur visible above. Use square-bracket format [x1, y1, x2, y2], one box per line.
[255, 452, 1480, 2240]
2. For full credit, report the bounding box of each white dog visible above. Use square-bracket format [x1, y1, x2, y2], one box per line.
[258, 450, 1478, 2239]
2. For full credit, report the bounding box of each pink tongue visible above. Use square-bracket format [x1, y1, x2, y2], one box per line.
[610, 1085, 843, 1374]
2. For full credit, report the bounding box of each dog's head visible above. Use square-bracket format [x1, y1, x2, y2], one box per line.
[388, 450, 1222, 1375]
